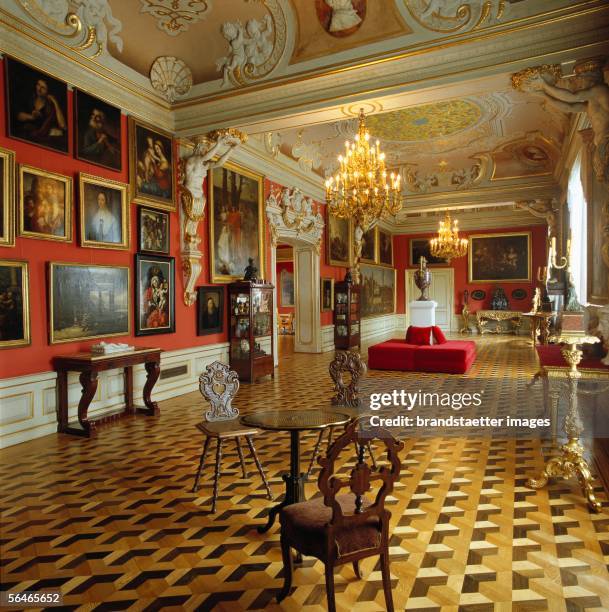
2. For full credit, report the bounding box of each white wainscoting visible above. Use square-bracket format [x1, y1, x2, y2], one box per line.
[0, 342, 229, 449]
[322, 314, 406, 352]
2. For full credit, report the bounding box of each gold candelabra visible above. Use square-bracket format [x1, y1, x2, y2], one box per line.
[429, 211, 468, 263]
[548, 235, 571, 271]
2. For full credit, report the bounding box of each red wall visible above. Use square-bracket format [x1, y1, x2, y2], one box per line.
[393, 225, 547, 314]
[276, 260, 294, 314]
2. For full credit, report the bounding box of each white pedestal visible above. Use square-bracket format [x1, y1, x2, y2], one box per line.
[409, 300, 437, 327]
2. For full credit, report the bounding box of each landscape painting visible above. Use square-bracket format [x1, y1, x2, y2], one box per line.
[361, 264, 395, 317]
[469, 232, 531, 282]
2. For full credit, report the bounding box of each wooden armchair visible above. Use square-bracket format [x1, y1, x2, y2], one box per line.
[278, 418, 404, 612]
[192, 361, 272, 512]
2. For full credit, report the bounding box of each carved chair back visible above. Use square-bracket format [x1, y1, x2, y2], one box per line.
[198, 361, 240, 422]
[329, 351, 367, 408]
[317, 418, 403, 539]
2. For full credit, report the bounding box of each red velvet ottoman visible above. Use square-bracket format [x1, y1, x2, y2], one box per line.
[368, 338, 476, 374]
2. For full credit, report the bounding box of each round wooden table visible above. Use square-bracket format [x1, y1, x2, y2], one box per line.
[241, 409, 350, 533]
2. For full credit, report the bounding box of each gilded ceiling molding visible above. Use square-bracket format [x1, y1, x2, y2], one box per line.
[404, 0, 506, 33]
[179, 129, 247, 306]
[150, 56, 193, 103]
[16, 0, 123, 57]
[216, 0, 287, 88]
[266, 186, 324, 254]
[140, 0, 212, 36]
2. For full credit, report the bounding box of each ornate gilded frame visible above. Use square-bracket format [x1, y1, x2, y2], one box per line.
[0, 259, 30, 349]
[18, 164, 72, 242]
[208, 160, 265, 283]
[468, 231, 531, 282]
[0, 147, 15, 247]
[360, 263, 396, 318]
[78, 173, 130, 250]
[327, 210, 352, 268]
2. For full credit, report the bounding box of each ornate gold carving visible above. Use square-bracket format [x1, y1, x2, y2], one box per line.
[510, 64, 562, 92]
[476, 310, 522, 335]
[460, 303, 471, 334]
[405, 0, 506, 34]
[140, 0, 212, 36]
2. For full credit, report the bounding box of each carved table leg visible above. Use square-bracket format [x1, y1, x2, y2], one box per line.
[124, 366, 134, 414]
[56, 370, 68, 433]
[139, 359, 160, 416]
[76, 370, 98, 437]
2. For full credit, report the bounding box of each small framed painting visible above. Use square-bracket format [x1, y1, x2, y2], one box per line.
[135, 254, 175, 336]
[0, 260, 30, 349]
[410, 238, 447, 266]
[129, 118, 175, 211]
[138, 206, 170, 255]
[5, 57, 68, 154]
[360, 226, 377, 264]
[74, 89, 122, 171]
[321, 277, 334, 311]
[19, 165, 72, 242]
[469, 232, 531, 282]
[0, 147, 16, 247]
[197, 286, 224, 336]
[327, 212, 351, 267]
[280, 268, 294, 307]
[79, 173, 129, 250]
[379, 228, 393, 266]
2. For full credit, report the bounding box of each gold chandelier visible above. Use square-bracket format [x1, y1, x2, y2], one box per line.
[429, 211, 468, 263]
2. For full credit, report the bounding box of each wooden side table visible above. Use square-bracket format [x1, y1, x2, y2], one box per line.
[54, 348, 162, 438]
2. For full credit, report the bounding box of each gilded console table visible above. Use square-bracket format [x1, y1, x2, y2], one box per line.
[54, 348, 162, 438]
[476, 310, 522, 335]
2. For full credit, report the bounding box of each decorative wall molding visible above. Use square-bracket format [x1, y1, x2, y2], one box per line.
[140, 0, 213, 36]
[179, 129, 246, 305]
[0, 342, 229, 448]
[150, 56, 193, 102]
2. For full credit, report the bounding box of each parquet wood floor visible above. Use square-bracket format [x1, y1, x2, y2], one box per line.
[1, 336, 608, 611]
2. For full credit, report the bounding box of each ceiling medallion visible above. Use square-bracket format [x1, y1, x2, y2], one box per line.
[405, 0, 506, 33]
[429, 211, 468, 263]
[217, 0, 287, 88]
[315, 0, 366, 38]
[140, 0, 212, 36]
[150, 56, 193, 102]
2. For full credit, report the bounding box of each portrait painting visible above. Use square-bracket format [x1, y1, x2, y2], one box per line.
[327, 212, 351, 267]
[360, 226, 377, 263]
[79, 173, 129, 250]
[198, 286, 224, 336]
[75, 90, 122, 171]
[209, 162, 264, 283]
[5, 57, 68, 153]
[0, 260, 30, 349]
[321, 277, 334, 311]
[0, 147, 16, 247]
[469, 232, 531, 282]
[138, 206, 170, 255]
[316, 0, 366, 37]
[19, 165, 72, 242]
[49, 263, 130, 344]
[361, 264, 395, 317]
[410, 238, 447, 266]
[129, 118, 175, 210]
[379, 228, 393, 266]
[280, 268, 294, 307]
[135, 254, 175, 336]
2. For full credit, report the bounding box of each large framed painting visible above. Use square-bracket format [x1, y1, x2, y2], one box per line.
[135, 254, 175, 336]
[0, 147, 15, 247]
[209, 162, 265, 283]
[327, 212, 351, 267]
[361, 264, 396, 318]
[79, 173, 129, 250]
[360, 226, 377, 264]
[18, 165, 72, 242]
[321, 277, 334, 311]
[410, 238, 447, 266]
[0, 260, 30, 349]
[138, 206, 170, 255]
[197, 286, 224, 336]
[129, 117, 175, 211]
[379, 228, 393, 266]
[74, 90, 122, 171]
[280, 268, 294, 307]
[4, 57, 68, 154]
[469, 232, 531, 282]
[588, 198, 609, 304]
[48, 263, 130, 344]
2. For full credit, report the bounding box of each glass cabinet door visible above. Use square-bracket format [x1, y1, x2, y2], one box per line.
[252, 288, 272, 337]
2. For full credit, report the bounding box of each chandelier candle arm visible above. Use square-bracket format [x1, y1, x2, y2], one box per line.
[429, 211, 468, 263]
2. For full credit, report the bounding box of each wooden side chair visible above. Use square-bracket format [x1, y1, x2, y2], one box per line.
[278, 418, 404, 612]
[307, 351, 376, 475]
[192, 361, 272, 513]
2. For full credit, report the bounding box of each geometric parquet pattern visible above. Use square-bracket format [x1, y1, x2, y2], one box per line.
[1, 336, 608, 611]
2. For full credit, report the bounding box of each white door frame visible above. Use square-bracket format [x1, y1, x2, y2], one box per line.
[405, 268, 455, 331]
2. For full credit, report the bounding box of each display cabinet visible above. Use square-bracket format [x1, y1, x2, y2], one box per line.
[333, 281, 360, 350]
[228, 281, 275, 382]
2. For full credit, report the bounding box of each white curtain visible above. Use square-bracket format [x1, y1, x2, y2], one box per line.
[567, 151, 587, 304]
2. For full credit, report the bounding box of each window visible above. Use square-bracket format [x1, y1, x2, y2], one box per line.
[567, 151, 587, 304]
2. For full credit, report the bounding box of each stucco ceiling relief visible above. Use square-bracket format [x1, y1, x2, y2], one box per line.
[291, 131, 323, 172]
[16, 0, 123, 57]
[140, 0, 212, 36]
[150, 56, 193, 102]
[402, 158, 487, 194]
[404, 0, 507, 33]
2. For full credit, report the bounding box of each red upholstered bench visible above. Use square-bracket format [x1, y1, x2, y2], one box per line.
[368, 338, 476, 374]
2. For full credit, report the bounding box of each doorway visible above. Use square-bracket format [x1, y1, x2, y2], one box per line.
[276, 244, 295, 357]
[405, 268, 455, 331]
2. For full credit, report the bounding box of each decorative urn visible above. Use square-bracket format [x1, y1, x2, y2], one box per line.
[414, 256, 432, 301]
